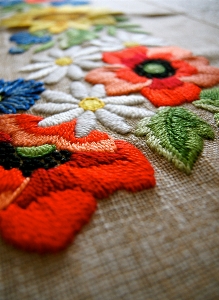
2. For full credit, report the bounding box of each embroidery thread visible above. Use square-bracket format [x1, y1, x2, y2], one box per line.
[0, 79, 45, 114]
[86, 46, 219, 107]
[31, 82, 155, 135]
[135, 107, 215, 174]
[0, 114, 155, 253]
[20, 47, 102, 84]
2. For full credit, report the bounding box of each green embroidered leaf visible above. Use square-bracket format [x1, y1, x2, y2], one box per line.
[125, 29, 150, 34]
[59, 29, 98, 49]
[193, 88, 219, 112]
[135, 107, 215, 175]
[19, 44, 32, 51]
[214, 113, 219, 126]
[34, 40, 55, 53]
[107, 25, 117, 36]
[93, 24, 104, 32]
[16, 144, 56, 158]
[116, 24, 141, 29]
[114, 15, 129, 22]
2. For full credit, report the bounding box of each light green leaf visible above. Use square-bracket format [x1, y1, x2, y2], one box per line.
[107, 26, 116, 36]
[135, 107, 214, 175]
[16, 144, 56, 158]
[59, 28, 98, 49]
[34, 40, 55, 53]
[214, 113, 219, 126]
[193, 88, 219, 112]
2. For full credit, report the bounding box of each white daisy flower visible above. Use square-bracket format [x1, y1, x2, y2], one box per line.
[88, 30, 168, 52]
[19, 46, 103, 84]
[31, 82, 155, 137]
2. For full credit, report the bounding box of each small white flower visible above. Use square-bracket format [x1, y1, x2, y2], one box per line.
[31, 82, 155, 137]
[88, 30, 167, 52]
[19, 46, 103, 84]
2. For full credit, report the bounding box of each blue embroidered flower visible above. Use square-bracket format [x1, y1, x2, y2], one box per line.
[0, 79, 45, 114]
[10, 31, 52, 45]
[0, 0, 23, 6]
[51, 0, 89, 6]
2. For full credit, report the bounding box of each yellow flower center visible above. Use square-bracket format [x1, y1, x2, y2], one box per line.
[79, 97, 105, 112]
[55, 56, 73, 66]
[123, 41, 140, 48]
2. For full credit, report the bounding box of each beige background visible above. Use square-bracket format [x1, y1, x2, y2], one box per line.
[0, 1, 219, 299]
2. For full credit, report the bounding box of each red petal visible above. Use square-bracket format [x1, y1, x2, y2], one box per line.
[103, 46, 148, 68]
[149, 77, 183, 89]
[0, 189, 97, 253]
[141, 82, 201, 107]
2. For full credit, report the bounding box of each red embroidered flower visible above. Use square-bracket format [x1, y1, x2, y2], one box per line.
[86, 46, 219, 107]
[0, 114, 155, 253]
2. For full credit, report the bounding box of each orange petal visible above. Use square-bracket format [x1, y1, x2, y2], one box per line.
[141, 82, 201, 107]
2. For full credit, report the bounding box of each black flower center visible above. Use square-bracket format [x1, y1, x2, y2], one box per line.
[134, 59, 176, 79]
[0, 142, 71, 177]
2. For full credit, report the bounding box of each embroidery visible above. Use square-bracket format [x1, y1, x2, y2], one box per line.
[0, 114, 155, 253]
[0, 79, 45, 114]
[0, 6, 122, 34]
[9, 31, 52, 54]
[88, 31, 167, 52]
[31, 82, 155, 135]
[135, 107, 215, 174]
[20, 47, 102, 84]
[214, 113, 219, 126]
[0, 114, 117, 152]
[86, 46, 219, 107]
[58, 28, 98, 49]
[51, 0, 89, 5]
[193, 88, 219, 113]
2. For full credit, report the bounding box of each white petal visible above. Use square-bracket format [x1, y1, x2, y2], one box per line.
[31, 55, 53, 63]
[104, 95, 145, 105]
[71, 82, 88, 99]
[44, 66, 68, 84]
[141, 36, 167, 46]
[32, 103, 78, 114]
[101, 36, 118, 43]
[26, 66, 58, 80]
[73, 46, 99, 58]
[67, 65, 84, 80]
[42, 90, 79, 104]
[38, 108, 84, 127]
[76, 60, 103, 70]
[104, 104, 155, 118]
[100, 45, 123, 52]
[20, 62, 54, 72]
[90, 84, 106, 98]
[116, 30, 130, 42]
[49, 48, 64, 58]
[78, 53, 102, 61]
[95, 109, 132, 134]
[88, 39, 105, 47]
[75, 111, 97, 137]
[64, 46, 81, 57]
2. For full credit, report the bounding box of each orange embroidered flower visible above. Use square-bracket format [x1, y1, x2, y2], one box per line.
[86, 46, 219, 107]
[0, 114, 155, 253]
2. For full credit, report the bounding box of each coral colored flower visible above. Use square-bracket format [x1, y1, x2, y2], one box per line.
[0, 114, 155, 253]
[0, 6, 121, 34]
[0, 79, 45, 114]
[20, 47, 102, 84]
[31, 82, 155, 135]
[86, 46, 219, 107]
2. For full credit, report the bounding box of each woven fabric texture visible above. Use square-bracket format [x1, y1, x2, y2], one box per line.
[0, 1, 219, 299]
